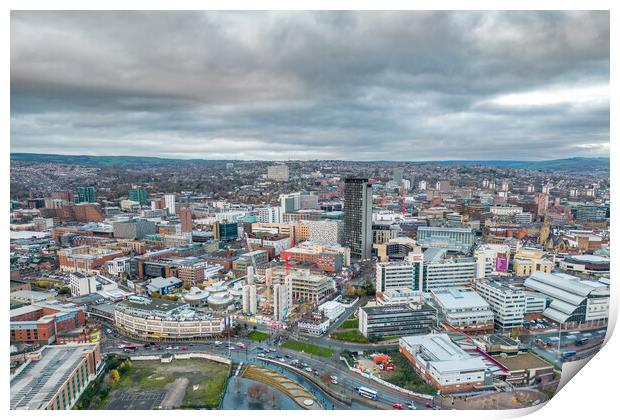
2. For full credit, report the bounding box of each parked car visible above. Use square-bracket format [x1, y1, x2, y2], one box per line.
[392, 404, 403, 410]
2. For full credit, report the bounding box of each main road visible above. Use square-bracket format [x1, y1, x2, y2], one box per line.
[100, 328, 430, 410]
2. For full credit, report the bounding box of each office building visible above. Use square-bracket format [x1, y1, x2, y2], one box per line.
[128, 188, 148, 204]
[303, 220, 343, 244]
[474, 244, 511, 279]
[213, 221, 239, 241]
[359, 303, 436, 338]
[10, 343, 101, 410]
[344, 177, 373, 260]
[69, 273, 97, 297]
[146, 276, 183, 296]
[318, 300, 345, 321]
[421, 248, 477, 291]
[417, 226, 474, 252]
[75, 186, 96, 204]
[179, 207, 193, 233]
[112, 219, 156, 240]
[476, 281, 526, 332]
[572, 205, 608, 222]
[376, 261, 417, 293]
[431, 287, 494, 334]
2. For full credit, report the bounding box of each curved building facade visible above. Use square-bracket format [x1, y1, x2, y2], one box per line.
[114, 297, 228, 340]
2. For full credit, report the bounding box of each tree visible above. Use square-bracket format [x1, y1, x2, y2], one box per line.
[150, 292, 161, 299]
[110, 369, 120, 383]
[57, 287, 71, 295]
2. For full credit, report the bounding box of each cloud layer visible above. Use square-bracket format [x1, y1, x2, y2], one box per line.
[10, 11, 610, 160]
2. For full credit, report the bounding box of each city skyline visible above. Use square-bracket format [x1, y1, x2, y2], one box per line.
[11, 11, 610, 161]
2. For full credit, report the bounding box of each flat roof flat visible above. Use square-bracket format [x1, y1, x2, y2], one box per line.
[11, 344, 97, 410]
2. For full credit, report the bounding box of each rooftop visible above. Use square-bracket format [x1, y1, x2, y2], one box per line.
[10, 344, 98, 410]
[432, 287, 491, 310]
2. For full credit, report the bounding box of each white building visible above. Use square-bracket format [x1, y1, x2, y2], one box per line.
[475, 281, 526, 332]
[242, 284, 257, 315]
[267, 165, 289, 181]
[431, 287, 494, 333]
[376, 261, 416, 293]
[318, 300, 345, 321]
[474, 244, 511, 279]
[422, 248, 477, 291]
[515, 212, 533, 224]
[164, 194, 176, 215]
[489, 205, 523, 216]
[305, 220, 343, 245]
[298, 317, 330, 336]
[399, 333, 488, 393]
[523, 291, 547, 314]
[257, 206, 282, 224]
[523, 272, 610, 323]
[69, 273, 97, 297]
[376, 288, 423, 306]
[106, 256, 131, 276]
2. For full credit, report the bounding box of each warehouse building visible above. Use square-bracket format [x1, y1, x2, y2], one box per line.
[10, 343, 101, 410]
[523, 272, 610, 323]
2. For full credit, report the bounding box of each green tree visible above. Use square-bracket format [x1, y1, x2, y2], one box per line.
[110, 369, 120, 383]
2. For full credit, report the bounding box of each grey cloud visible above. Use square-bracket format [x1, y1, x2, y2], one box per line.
[10, 11, 610, 161]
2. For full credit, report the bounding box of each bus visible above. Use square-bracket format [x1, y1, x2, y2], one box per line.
[118, 344, 137, 351]
[356, 386, 378, 400]
[562, 350, 577, 359]
[575, 337, 589, 346]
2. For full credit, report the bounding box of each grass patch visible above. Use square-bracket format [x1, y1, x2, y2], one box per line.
[341, 318, 359, 329]
[382, 351, 436, 395]
[77, 357, 229, 409]
[330, 329, 369, 343]
[247, 331, 271, 342]
[282, 340, 333, 357]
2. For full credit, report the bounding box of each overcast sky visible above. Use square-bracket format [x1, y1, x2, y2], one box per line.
[10, 11, 610, 161]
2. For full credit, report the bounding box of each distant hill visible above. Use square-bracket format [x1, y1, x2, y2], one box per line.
[426, 157, 610, 173]
[10, 153, 609, 173]
[10, 153, 233, 168]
